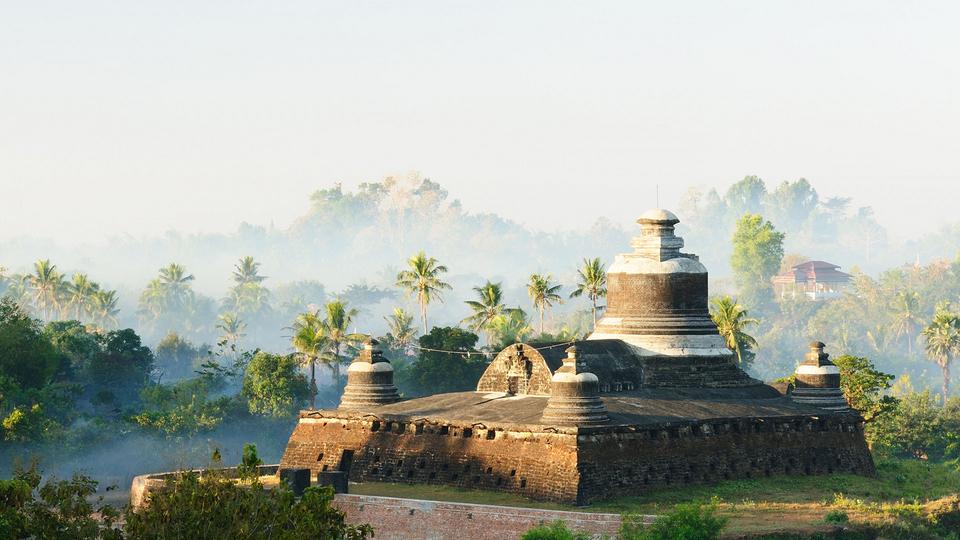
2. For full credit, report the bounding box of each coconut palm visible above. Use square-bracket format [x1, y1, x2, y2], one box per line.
[527, 274, 563, 334]
[709, 296, 760, 366]
[890, 290, 922, 355]
[383, 307, 417, 354]
[570, 257, 607, 328]
[290, 310, 327, 409]
[922, 308, 960, 402]
[90, 289, 120, 329]
[488, 308, 534, 348]
[396, 251, 451, 333]
[321, 300, 363, 387]
[158, 263, 195, 308]
[64, 273, 99, 321]
[217, 312, 247, 351]
[463, 281, 514, 347]
[138, 278, 167, 323]
[30, 259, 66, 320]
[232, 256, 266, 285]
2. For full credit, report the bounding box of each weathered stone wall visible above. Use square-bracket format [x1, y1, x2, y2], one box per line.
[577, 414, 875, 504]
[476, 344, 554, 396]
[639, 355, 756, 388]
[606, 272, 708, 318]
[280, 412, 875, 505]
[280, 417, 581, 503]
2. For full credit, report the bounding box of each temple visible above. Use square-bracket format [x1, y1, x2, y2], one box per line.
[279, 209, 874, 505]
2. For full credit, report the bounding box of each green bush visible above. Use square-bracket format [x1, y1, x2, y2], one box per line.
[0, 461, 123, 539]
[521, 520, 591, 540]
[824, 509, 850, 524]
[125, 469, 372, 540]
[621, 501, 727, 540]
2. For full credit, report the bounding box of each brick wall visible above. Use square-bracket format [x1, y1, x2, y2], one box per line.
[281, 417, 582, 503]
[280, 414, 874, 505]
[578, 415, 874, 503]
[332, 494, 639, 540]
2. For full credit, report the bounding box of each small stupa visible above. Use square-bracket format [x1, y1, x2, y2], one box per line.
[339, 338, 401, 409]
[541, 345, 609, 426]
[791, 342, 849, 411]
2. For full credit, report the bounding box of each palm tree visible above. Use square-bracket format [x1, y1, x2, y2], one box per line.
[463, 281, 513, 347]
[922, 308, 960, 402]
[890, 290, 922, 355]
[709, 296, 760, 366]
[290, 311, 327, 409]
[396, 251, 451, 333]
[322, 300, 363, 387]
[232, 256, 266, 285]
[217, 312, 247, 352]
[90, 290, 120, 329]
[487, 308, 534, 348]
[383, 308, 417, 354]
[64, 273, 99, 321]
[30, 259, 66, 321]
[570, 257, 607, 328]
[138, 278, 166, 324]
[158, 263, 195, 308]
[527, 274, 563, 334]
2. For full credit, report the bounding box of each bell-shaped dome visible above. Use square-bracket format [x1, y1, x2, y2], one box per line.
[541, 346, 609, 427]
[790, 342, 849, 411]
[339, 338, 401, 409]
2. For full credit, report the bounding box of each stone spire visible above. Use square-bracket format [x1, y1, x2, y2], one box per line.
[790, 342, 849, 411]
[588, 208, 730, 357]
[541, 345, 609, 427]
[339, 338, 401, 409]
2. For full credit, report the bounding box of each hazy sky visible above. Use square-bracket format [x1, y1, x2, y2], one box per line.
[2, 1, 958, 243]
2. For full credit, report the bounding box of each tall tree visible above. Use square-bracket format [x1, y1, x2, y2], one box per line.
[488, 308, 534, 349]
[321, 300, 362, 387]
[527, 274, 563, 334]
[396, 251, 451, 333]
[64, 273, 99, 321]
[225, 256, 270, 316]
[890, 290, 922, 356]
[232, 256, 266, 285]
[89, 290, 120, 329]
[463, 281, 512, 347]
[382, 308, 417, 354]
[922, 307, 960, 402]
[709, 296, 760, 366]
[730, 214, 784, 309]
[217, 312, 247, 352]
[29, 259, 66, 321]
[570, 258, 607, 328]
[158, 263, 195, 308]
[290, 310, 327, 409]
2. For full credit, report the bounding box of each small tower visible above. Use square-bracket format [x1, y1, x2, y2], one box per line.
[790, 342, 849, 411]
[339, 338, 401, 409]
[541, 345, 609, 427]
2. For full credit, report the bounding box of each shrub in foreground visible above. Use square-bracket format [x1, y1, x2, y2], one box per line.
[620, 501, 727, 540]
[521, 520, 591, 540]
[126, 469, 372, 540]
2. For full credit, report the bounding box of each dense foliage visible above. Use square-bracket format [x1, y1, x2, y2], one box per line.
[394, 326, 485, 396]
[126, 472, 372, 540]
[620, 501, 727, 540]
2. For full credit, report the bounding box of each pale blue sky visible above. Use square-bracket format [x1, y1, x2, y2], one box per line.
[1, 1, 958, 242]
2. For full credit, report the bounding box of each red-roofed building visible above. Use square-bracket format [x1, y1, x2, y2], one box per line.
[772, 260, 852, 301]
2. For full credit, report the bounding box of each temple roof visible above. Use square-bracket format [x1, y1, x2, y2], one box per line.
[773, 260, 852, 284]
[308, 386, 846, 432]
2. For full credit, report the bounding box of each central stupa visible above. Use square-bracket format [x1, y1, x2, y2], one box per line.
[590, 209, 756, 387]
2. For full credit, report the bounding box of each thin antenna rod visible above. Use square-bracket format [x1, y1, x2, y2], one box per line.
[656, 184, 660, 207]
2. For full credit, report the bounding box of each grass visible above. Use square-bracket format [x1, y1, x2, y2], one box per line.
[348, 459, 960, 537]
